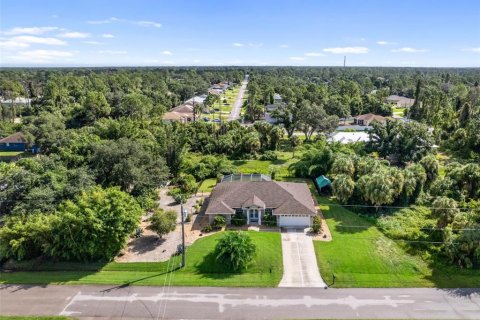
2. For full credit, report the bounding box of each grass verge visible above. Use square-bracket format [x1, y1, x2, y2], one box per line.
[314, 196, 480, 288]
[0, 231, 282, 287]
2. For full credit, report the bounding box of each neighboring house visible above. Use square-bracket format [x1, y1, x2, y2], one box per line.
[264, 101, 286, 124]
[385, 95, 415, 108]
[163, 101, 196, 123]
[0, 132, 38, 153]
[353, 113, 388, 126]
[0, 96, 32, 106]
[330, 131, 370, 144]
[205, 178, 317, 227]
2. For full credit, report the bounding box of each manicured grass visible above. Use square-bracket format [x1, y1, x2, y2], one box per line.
[197, 178, 217, 193]
[392, 107, 405, 116]
[314, 196, 480, 288]
[0, 151, 23, 156]
[232, 150, 301, 179]
[0, 231, 283, 287]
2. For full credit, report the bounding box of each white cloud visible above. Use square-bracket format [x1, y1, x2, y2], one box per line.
[233, 43, 244, 47]
[102, 33, 115, 38]
[0, 40, 30, 49]
[11, 35, 66, 45]
[462, 48, 480, 53]
[161, 50, 172, 55]
[87, 17, 161, 28]
[280, 44, 289, 48]
[9, 49, 74, 63]
[247, 42, 263, 48]
[304, 52, 325, 57]
[98, 50, 127, 55]
[377, 40, 397, 45]
[83, 41, 104, 45]
[3, 26, 58, 35]
[193, 59, 200, 63]
[289, 56, 305, 61]
[58, 32, 90, 38]
[391, 47, 429, 53]
[137, 20, 162, 28]
[323, 46, 369, 54]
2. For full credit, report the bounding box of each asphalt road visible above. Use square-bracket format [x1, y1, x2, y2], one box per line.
[1, 284, 479, 319]
[228, 80, 247, 121]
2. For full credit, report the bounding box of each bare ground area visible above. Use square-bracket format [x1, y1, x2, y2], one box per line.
[116, 188, 211, 262]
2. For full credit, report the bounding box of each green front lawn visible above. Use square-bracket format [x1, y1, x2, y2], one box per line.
[0, 231, 283, 287]
[314, 197, 480, 288]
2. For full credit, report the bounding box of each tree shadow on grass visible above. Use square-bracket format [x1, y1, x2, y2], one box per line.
[194, 251, 236, 280]
[100, 267, 180, 293]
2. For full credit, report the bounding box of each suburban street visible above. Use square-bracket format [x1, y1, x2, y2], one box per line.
[1, 284, 479, 319]
[228, 80, 248, 121]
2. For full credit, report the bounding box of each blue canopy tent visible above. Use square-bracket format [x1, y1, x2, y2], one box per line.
[314, 175, 331, 193]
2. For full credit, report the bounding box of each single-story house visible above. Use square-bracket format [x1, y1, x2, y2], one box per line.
[205, 180, 317, 227]
[0, 132, 38, 153]
[353, 113, 388, 126]
[385, 95, 415, 108]
[162, 102, 195, 123]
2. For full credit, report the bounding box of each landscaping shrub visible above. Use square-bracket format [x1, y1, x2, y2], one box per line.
[148, 209, 177, 238]
[212, 215, 226, 230]
[215, 231, 256, 271]
[263, 213, 277, 227]
[201, 224, 212, 233]
[312, 216, 322, 234]
[231, 212, 247, 226]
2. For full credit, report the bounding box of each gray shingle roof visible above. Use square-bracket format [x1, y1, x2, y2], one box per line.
[205, 181, 317, 215]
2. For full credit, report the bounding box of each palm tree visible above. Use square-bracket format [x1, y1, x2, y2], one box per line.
[332, 174, 355, 203]
[432, 196, 459, 228]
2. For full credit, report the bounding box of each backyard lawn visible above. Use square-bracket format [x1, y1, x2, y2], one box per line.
[0, 231, 283, 287]
[314, 196, 480, 288]
[197, 178, 217, 193]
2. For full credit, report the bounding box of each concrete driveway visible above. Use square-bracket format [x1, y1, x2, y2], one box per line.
[279, 229, 327, 287]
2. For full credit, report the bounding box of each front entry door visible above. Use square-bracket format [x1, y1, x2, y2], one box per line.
[249, 209, 259, 222]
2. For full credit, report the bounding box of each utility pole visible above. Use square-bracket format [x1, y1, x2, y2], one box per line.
[343, 56, 346, 68]
[180, 201, 186, 268]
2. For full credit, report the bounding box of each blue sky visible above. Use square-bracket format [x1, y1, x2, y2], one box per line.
[1, 0, 479, 67]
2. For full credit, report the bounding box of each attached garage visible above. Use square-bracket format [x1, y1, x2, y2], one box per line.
[278, 215, 311, 227]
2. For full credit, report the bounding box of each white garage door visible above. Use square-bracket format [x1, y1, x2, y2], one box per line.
[278, 215, 311, 227]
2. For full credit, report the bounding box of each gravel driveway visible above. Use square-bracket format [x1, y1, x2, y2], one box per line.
[116, 188, 203, 262]
[279, 229, 327, 287]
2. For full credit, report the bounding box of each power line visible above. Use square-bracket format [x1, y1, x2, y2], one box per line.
[317, 202, 474, 211]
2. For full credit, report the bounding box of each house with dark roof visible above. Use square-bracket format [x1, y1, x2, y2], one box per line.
[205, 180, 317, 227]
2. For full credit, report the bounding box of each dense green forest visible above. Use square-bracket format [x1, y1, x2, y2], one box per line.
[0, 67, 479, 269]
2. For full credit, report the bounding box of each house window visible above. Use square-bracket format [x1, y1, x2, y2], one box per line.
[234, 208, 243, 214]
[265, 208, 272, 215]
